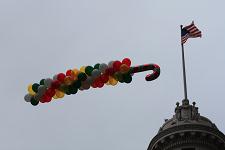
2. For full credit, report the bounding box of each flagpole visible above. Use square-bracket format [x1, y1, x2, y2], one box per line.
[180, 25, 188, 100]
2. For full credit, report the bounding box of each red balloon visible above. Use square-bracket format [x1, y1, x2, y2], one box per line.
[51, 80, 60, 89]
[122, 58, 131, 67]
[100, 74, 109, 83]
[45, 95, 52, 103]
[91, 81, 98, 88]
[40, 94, 52, 103]
[39, 96, 46, 103]
[105, 68, 114, 76]
[113, 61, 122, 71]
[97, 81, 104, 88]
[93, 78, 104, 88]
[46, 88, 56, 97]
[66, 69, 72, 76]
[57, 73, 66, 82]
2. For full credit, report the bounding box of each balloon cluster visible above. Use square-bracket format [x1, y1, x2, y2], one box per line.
[24, 58, 160, 106]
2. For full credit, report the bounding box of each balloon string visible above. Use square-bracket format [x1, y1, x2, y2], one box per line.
[130, 64, 160, 81]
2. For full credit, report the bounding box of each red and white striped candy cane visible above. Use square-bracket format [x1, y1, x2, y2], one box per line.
[130, 64, 160, 81]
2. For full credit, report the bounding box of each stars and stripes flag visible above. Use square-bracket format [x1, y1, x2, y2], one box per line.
[181, 21, 202, 44]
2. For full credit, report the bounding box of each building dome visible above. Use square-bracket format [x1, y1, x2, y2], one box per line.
[160, 100, 217, 131]
[147, 99, 225, 150]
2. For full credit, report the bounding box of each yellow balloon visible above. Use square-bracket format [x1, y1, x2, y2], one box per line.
[28, 84, 35, 95]
[120, 64, 130, 73]
[106, 81, 110, 85]
[109, 76, 118, 86]
[71, 69, 79, 80]
[73, 76, 78, 81]
[72, 68, 80, 76]
[111, 79, 118, 86]
[108, 76, 114, 82]
[53, 95, 58, 99]
[55, 89, 65, 98]
[64, 76, 73, 85]
[80, 66, 86, 73]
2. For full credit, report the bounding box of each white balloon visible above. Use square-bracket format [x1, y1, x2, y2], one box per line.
[34, 93, 41, 102]
[91, 69, 101, 79]
[99, 63, 108, 73]
[108, 61, 114, 67]
[44, 78, 53, 88]
[53, 74, 58, 80]
[24, 94, 32, 102]
[83, 84, 90, 90]
[86, 76, 93, 85]
[37, 85, 47, 96]
[81, 81, 90, 90]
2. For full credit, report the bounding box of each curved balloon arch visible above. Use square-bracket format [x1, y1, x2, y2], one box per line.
[24, 58, 160, 106]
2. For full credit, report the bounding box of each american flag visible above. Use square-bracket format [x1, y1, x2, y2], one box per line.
[181, 21, 202, 44]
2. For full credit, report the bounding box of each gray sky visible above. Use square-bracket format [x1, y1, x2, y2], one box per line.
[0, 0, 225, 149]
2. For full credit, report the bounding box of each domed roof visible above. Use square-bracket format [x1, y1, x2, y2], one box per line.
[159, 99, 217, 132]
[147, 99, 225, 150]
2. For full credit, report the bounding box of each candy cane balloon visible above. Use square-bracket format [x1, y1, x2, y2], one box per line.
[24, 58, 160, 106]
[130, 64, 160, 81]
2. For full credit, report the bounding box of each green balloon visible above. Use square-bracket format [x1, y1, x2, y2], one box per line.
[40, 79, 45, 85]
[69, 85, 78, 94]
[78, 72, 87, 81]
[123, 74, 132, 83]
[114, 72, 124, 83]
[85, 66, 94, 76]
[65, 90, 71, 95]
[119, 80, 124, 83]
[72, 80, 81, 89]
[94, 63, 100, 69]
[61, 85, 70, 95]
[32, 83, 40, 93]
[127, 68, 133, 75]
[30, 97, 39, 106]
[59, 84, 67, 93]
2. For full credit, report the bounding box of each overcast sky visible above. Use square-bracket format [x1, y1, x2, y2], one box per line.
[1, 0, 225, 150]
